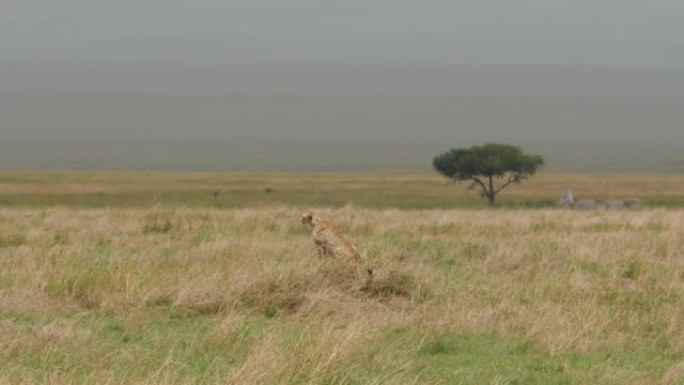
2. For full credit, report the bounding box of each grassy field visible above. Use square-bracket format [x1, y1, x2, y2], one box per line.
[1, 172, 684, 384]
[1, 171, 683, 209]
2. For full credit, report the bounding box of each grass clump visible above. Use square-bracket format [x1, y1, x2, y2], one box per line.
[246, 286, 305, 318]
[619, 258, 644, 280]
[43, 265, 113, 309]
[239, 273, 308, 317]
[53, 230, 70, 245]
[362, 268, 431, 302]
[0, 233, 26, 247]
[141, 207, 176, 234]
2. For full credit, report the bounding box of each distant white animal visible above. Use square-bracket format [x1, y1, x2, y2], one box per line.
[575, 199, 601, 210]
[605, 198, 641, 210]
[557, 189, 575, 208]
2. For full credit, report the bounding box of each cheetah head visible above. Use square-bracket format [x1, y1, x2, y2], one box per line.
[300, 211, 318, 227]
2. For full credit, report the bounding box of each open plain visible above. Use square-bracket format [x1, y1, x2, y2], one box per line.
[1, 172, 684, 384]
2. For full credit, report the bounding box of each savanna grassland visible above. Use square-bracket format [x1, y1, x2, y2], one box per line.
[1, 171, 684, 384]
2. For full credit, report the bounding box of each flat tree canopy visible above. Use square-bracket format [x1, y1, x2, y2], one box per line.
[433, 143, 544, 206]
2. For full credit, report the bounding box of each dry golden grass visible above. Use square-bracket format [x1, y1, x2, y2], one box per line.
[1, 203, 684, 383]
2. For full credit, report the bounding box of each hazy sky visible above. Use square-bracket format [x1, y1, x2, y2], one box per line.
[3, 0, 684, 66]
[2, 1, 684, 172]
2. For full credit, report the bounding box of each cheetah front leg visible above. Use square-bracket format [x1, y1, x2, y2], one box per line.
[314, 240, 326, 260]
[356, 262, 365, 280]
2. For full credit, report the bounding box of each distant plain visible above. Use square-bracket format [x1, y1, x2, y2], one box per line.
[1, 171, 683, 209]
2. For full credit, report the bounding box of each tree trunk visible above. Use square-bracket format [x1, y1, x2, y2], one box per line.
[487, 175, 496, 206]
[486, 193, 495, 206]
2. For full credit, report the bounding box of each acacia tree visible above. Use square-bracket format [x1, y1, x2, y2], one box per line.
[433, 143, 544, 206]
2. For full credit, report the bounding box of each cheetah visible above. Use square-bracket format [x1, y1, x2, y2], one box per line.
[300, 211, 373, 281]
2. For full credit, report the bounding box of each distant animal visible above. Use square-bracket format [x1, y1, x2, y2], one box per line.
[605, 198, 641, 210]
[557, 189, 575, 208]
[623, 197, 641, 209]
[574, 199, 601, 210]
[300, 211, 372, 281]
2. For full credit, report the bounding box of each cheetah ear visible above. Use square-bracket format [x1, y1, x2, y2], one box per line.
[307, 213, 313, 220]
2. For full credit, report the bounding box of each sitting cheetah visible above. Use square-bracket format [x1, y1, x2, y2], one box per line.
[300, 211, 372, 281]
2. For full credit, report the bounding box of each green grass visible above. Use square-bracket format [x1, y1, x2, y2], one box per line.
[1, 309, 265, 384]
